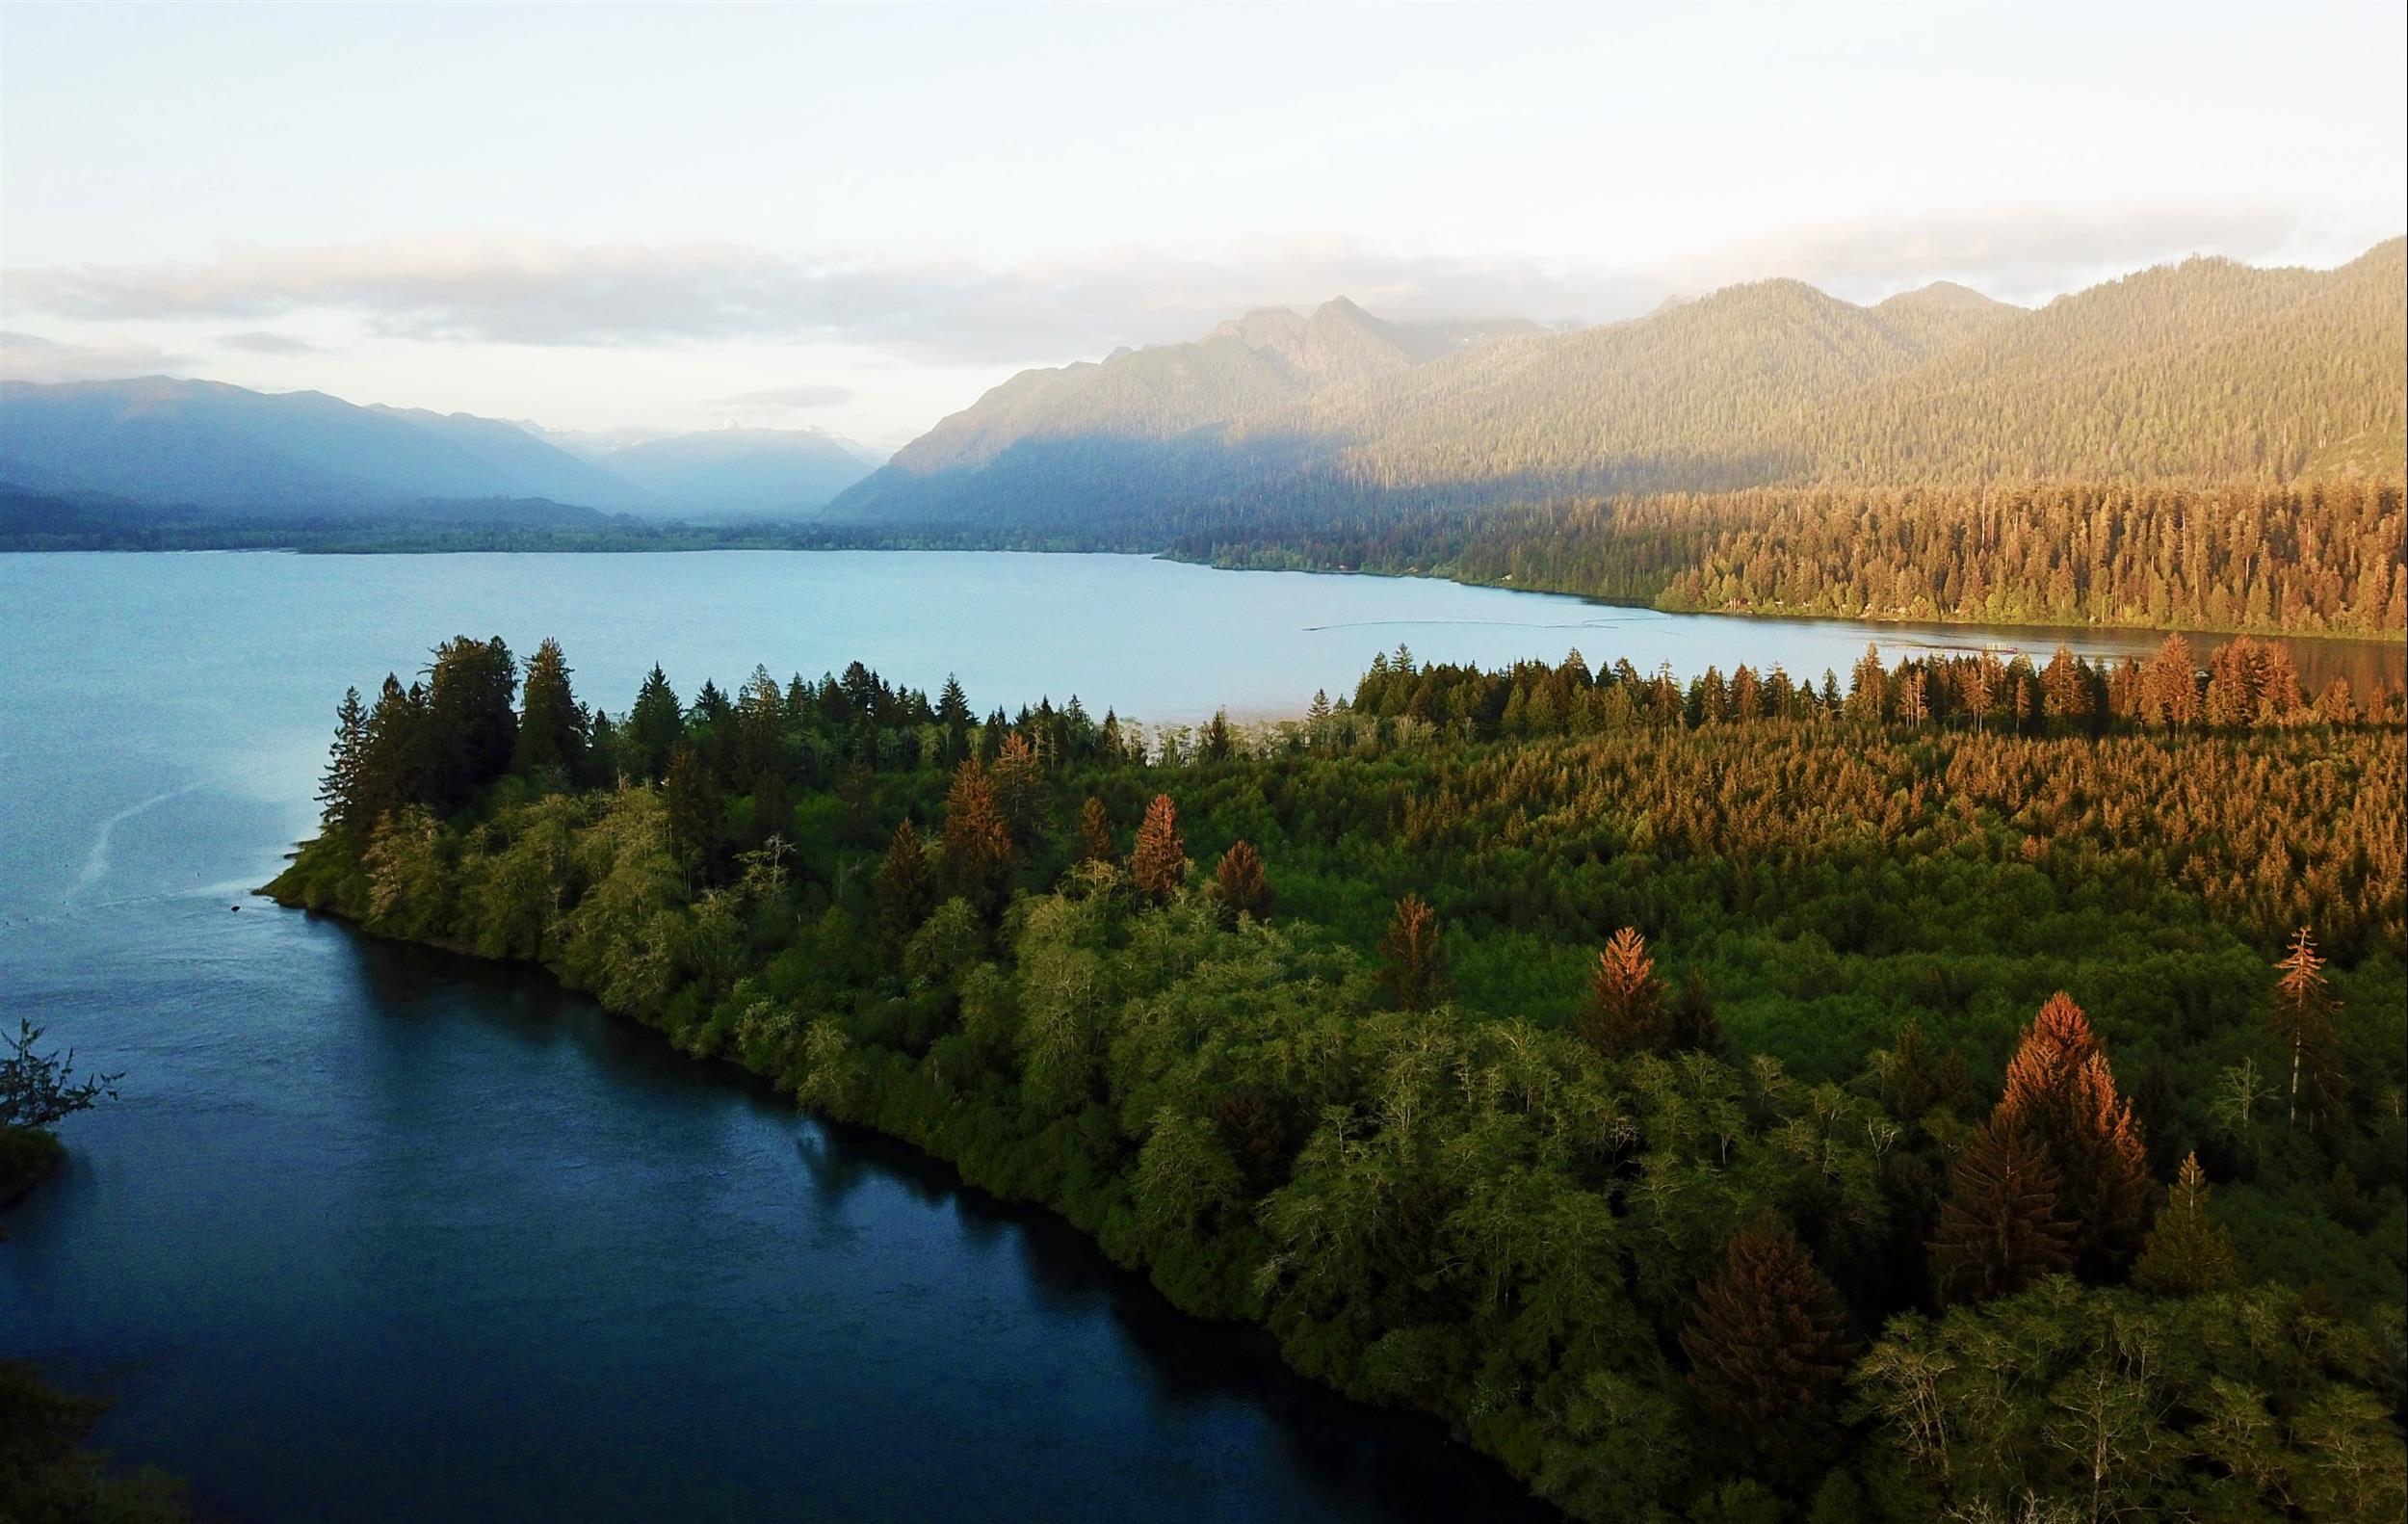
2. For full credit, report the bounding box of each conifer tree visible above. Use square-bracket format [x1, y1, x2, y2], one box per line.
[352, 673, 425, 829]
[1201, 709, 1235, 763]
[749, 768, 791, 851]
[1375, 894, 1449, 1012]
[318, 686, 368, 834]
[1076, 797, 1114, 864]
[422, 636, 518, 811]
[1578, 927, 1664, 1056]
[1887, 1016, 1938, 1120]
[512, 637, 586, 779]
[935, 673, 971, 727]
[662, 742, 720, 882]
[1929, 1119, 2075, 1306]
[1680, 1216, 1854, 1458]
[1212, 840, 1273, 924]
[2133, 1153, 2240, 1297]
[990, 732, 1048, 853]
[625, 666, 684, 782]
[876, 818, 935, 944]
[1668, 968, 1722, 1054]
[941, 757, 1014, 912]
[1129, 794, 1187, 903]
[1992, 992, 2152, 1274]
[2270, 929, 2345, 1132]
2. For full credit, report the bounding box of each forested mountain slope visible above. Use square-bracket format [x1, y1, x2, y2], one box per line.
[826, 241, 2407, 533]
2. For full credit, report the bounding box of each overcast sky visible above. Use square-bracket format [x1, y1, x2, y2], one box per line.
[3, 1, 2401, 449]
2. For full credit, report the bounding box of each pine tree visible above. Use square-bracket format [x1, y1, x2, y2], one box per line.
[662, 742, 720, 882]
[1577, 927, 1663, 1057]
[421, 635, 518, 812]
[1375, 894, 1449, 1012]
[989, 732, 1048, 853]
[941, 758, 1014, 912]
[876, 819, 935, 944]
[1200, 709, 1235, 762]
[2270, 929, 2346, 1132]
[1129, 794, 1188, 903]
[1668, 968, 1721, 1053]
[1888, 1016, 1938, 1120]
[1992, 992, 2152, 1274]
[352, 673, 425, 829]
[317, 686, 368, 835]
[1930, 1119, 2075, 1306]
[625, 665, 684, 782]
[1076, 797, 1114, 864]
[1213, 840, 1273, 923]
[2133, 1153, 2240, 1296]
[512, 637, 586, 779]
[1680, 1216, 1854, 1457]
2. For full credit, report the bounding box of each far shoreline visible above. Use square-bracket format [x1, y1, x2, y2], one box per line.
[8, 538, 2402, 654]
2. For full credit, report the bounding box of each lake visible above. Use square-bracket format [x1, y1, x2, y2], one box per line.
[1, 550, 2397, 1522]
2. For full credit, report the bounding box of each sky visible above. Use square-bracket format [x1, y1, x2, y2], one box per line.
[3, 1, 2402, 452]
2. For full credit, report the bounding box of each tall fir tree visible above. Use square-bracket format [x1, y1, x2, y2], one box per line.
[512, 637, 587, 780]
[625, 666, 684, 782]
[318, 686, 368, 834]
[1129, 794, 1188, 903]
[2133, 1153, 2240, 1297]
[352, 674, 426, 829]
[421, 636, 518, 812]
[2270, 929, 2346, 1132]
[941, 758, 1014, 912]
[1375, 894, 1450, 1012]
[876, 819, 936, 945]
[1076, 797, 1115, 864]
[1212, 840, 1273, 924]
[1929, 1119, 2075, 1306]
[1578, 927, 1664, 1057]
[1680, 1216, 1854, 1472]
[990, 732, 1048, 853]
[662, 742, 721, 883]
[1991, 992, 2152, 1274]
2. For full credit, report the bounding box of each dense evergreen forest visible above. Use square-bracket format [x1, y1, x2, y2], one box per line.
[270, 636, 2408, 1523]
[1176, 479, 2408, 639]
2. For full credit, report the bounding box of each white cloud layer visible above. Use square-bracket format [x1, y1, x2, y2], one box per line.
[717, 381, 853, 409]
[0, 328, 185, 383]
[2, 201, 2343, 366]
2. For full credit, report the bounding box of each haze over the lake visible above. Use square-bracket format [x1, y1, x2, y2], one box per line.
[4, 1, 2402, 449]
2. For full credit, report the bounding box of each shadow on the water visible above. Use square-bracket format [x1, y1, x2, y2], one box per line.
[315, 918, 1562, 1522]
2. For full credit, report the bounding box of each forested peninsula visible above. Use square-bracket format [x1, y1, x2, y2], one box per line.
[268, 636, 2408, 1522]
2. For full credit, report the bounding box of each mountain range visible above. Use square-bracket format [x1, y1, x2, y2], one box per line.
[825, 239, 2406, 532]
[4, 240, 2399, 543]
[0, 377, 879, 522]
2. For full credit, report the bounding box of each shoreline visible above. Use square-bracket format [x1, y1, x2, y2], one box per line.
[257, 884, 1555, 1517]
[10, 539, 2396, 647]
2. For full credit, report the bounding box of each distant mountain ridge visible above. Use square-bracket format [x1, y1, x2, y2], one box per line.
[827, 240, 2406, 532]
[569, 426, 879, 520]
[0, 378, 877, 521]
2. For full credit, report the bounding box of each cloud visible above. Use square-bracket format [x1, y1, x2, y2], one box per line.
[1666, 201, 2307, 303]
[0, 204, 2334, 364]
[718, 381, 852, 408]
[1, 232, 1666, 359]
[221, 328, 327, 355]
[0, 328, 185, 382]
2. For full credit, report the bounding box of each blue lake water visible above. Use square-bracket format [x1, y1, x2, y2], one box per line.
[2, 550, 2397, 1521]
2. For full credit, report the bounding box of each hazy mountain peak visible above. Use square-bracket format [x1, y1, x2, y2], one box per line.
[1877, 279, 2010, 312]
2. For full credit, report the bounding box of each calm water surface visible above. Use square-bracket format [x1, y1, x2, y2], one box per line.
[2, 551, 2397, 1521]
